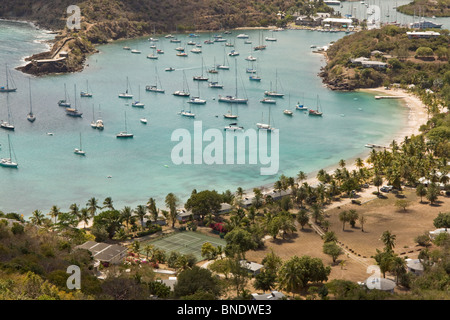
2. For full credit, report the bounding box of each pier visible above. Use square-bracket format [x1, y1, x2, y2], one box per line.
[374, 95, 404, 100]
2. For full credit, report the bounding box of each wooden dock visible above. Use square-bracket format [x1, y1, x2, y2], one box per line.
[374, 95, 404, 100]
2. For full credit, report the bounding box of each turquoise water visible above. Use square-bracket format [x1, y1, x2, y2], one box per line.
[0, 21, 409, 215]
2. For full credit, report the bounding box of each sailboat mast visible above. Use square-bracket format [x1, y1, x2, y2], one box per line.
[29, 79, 33, 114]
[235, 60, 238, 98]
[5, 64, 9, 90]
[275, 70, 278, 92]
[8, 135, 12, 160]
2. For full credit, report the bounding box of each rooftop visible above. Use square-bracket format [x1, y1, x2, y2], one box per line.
[252, 291, 285, 300]
[76, 241, 127, 263]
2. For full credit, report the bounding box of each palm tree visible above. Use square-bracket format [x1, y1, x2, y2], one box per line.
[426, 183, 440, 205]
[338, 159, 346, 169]
[339, 211, 349, 231]
[135, 205, 147, 230]
[69, 203, 81, 221]
[121, 206, 133, 231]
[355, 157, 364, 169]
[310, 204, 323, 224]
[416, 184, 427, 203]
[203, 212, 216, 228]
[236, 187, 245, 200]
[103, 197, 114, 210]
[297, 209, 309, 230]
[147, 197, 158, 222]
[131, 240, 141, 257]
[277, 256, 302, 296]
[359, 214, 367, 232]
[297, 171, 307, 184]
[80, 208, 90, 229]
[274, 180, 283, 198]
[165, 193, 179, 228]
[86, 197, 101, 217]
[390, 256, 406, 285]
[316, 169, 327, 184]
[381, 230, 396, 251]
[373, 175, 383, 195]
[295, 187, 307, 208]
[143, 244, 154, 261]
[48, 205, 61, 225]
[30, 210, 45, 226]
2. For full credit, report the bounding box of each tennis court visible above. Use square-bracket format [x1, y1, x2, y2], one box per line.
[142, 231, 226, 261]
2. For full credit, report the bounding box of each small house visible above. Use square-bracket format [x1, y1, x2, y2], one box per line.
[364, 277, 396, 293]
[252, 291, 286, 300]
[240, 260, 264, 275]
[76, 241, 128, 265]
[406, 259, 424, 275]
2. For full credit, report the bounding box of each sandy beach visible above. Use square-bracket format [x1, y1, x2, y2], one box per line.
[242, 86, 430, 199]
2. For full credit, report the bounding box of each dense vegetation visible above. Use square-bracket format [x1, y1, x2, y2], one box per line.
[3, 0, 335, 75]
[0, 0, 333, 33]
[397, 0, 450, 17]
[321, 25, 450, 108]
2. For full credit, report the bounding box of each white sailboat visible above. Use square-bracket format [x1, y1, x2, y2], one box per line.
[223, 103, 238, 119]
[27, 79, 36, 123]
[283, 94, 294, 116]
[80, 80, 93, 97]
[0, 64, 17, 93]
[173, 71, 190, 97]
[91, 104, 104, 130]
[90, 104, 97, 129]
[74, 133, 86, 156]
[65, 85, 83, 117]
[116, 111, 134, 138]
[132, 85, 145, 108]
[249, 61, 261, 81]
[1, 94, 15, 131]
[95, 105, 104, 130]
[118, 77, 133, 99]
[296, 93, 308, 110]
[264, 70, 284, 97]
[256, 107, 275, 131]
[193, 58, 209, 81]
[224, 122, 244, 131]
[265, 30, 277, 42]
[218, 61, 248, 104]
[178, 110, 195, 118]
[146, 66, 165, 93]
[58, 83, 71, 107]
[308, 95, 323, 117]
[217, 47, 230, 70]
[0, 134, 18, 168]
[188, 82, 206, 105]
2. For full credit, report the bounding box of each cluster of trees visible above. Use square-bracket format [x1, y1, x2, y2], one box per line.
[324, 25, 450, 107]
[397, 0, 450, 18]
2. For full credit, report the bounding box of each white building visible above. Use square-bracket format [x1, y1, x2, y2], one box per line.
[322, 18, 353, 28]
[407, 31, 441, 39]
